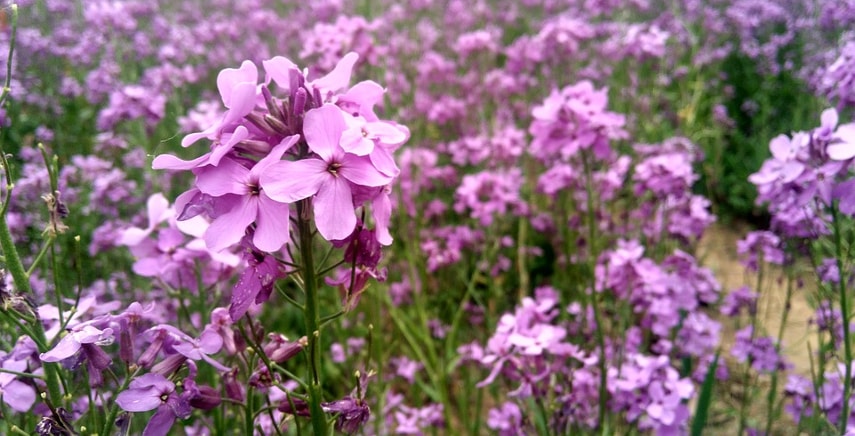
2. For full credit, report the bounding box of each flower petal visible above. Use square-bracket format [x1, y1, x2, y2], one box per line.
[217, 60, 258, 108]
[368, 146, 400, 178]
[253, 193, 291, 252]
[311, 52, 358, 96]
[210, 125, 249, 167]
[39, 335, 82, 362]
[314, 176, 356, 241]
[262, 56, 298, 90]
[205, 195, 258, 252]
[340, 154, 394, 187]
[252, 134, 300, 177]
[152, 153, 211, 171]
[196, 158, 250, 197]
[303, 104, 347, 161]
[2, 380, 36, 412]
[372, 188, 393, 245]
[142, 406, 177, 436]
[260, 159, 328, 203]
[116, 386, 164, 412]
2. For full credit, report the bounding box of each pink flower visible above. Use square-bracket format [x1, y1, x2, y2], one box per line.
[261, 104, 393, 241]
[195, 135, 299, 252]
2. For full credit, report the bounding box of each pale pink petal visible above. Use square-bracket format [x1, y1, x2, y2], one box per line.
[118, 227, 150, 247]
[311, 52, 359, 95]
[147, 194, 172, 228]
[260, 159, 328, 203]
[339, 80, 385, 119]
[769, 135, 791, 161]
[828, 141, 855, 161]
[367, 121, 408, 145]
[262, 56, 298, 89]
[368, 146, 400, 177]
[133, 257, 164, 277]
[314, 177, 356, 241]
[340, 127, 375, 156]
[341, 153, 394, 187]
[39, 335, 82, 362]
[253, 194, 292, 252]
[303, 104, 347, 161]
[220, 82, 258, 128]
[822, 108, 839, 129]
[181, 125, 217, 147]
[196, 158, 250, 196]
[175, 215, 209, 238]
[116, 387, 163, 412]
[252, 134, 300, 177]
[210, 125, 249, 166]
[205, 196, 258, 252]
[217, 60, 258, 108]
[152, 153, 211, 171]
[2, 380, 36, 412]
[372, 188, 393, 245]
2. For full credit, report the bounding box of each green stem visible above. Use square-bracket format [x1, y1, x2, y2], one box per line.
[582, 154, 609, 433]
[297, 199, 328, 436]
[832, 204, 852, 432]
[764, 270, 794, 436]
[101, 367, 140, 436]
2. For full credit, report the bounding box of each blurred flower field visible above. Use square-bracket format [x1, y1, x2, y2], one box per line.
[1, 0, 855, 435]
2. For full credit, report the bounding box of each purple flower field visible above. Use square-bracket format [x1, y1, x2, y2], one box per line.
[0, 0, 854, 435]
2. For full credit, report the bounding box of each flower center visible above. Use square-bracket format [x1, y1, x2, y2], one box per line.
[327, 162, 343, 176]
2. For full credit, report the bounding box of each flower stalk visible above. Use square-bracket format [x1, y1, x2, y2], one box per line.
[297, 198, 328, 436]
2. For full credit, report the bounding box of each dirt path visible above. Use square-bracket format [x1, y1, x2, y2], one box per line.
[698, 222, 816, 375]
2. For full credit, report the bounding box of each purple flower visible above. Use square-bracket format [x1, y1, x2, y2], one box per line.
[261, 104, 393, 241]
[116, 373, 192, 436]
[195, 135, 299, 252]
[40, 324, 114, 387]
[0, 355, 36, 412]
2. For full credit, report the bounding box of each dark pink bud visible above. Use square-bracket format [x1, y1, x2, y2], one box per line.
[189, 385, 221, 411]
[224, 368, 245, 402]
[151, 353, 187, 376]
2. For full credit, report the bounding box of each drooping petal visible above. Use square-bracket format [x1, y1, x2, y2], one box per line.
[152, 153, 211, 171]
[314, 176, 356, 241]
[368, 146, 400, 178]
[372, 188, 393, 245]
[142, 406, 177, 436]
[209, 125, 250, 166]
[252, 134, 300, 177]
[253, 193, 291, 252]
[39, 335, 82, 362]
[116, 386, 164, 412]
[196, 158, 250, 197]
[303, 104, 347, 161]
[340, 153, 394, 187]
[181, 125, 217, 148]
[205, 196, 258, 252]
[260, 159, 329, 203]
